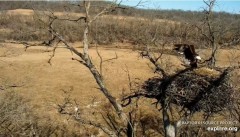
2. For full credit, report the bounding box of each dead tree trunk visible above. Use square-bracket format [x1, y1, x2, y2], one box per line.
[38, 1, 135, 136]
[81, 1, 134, 136]
[141, 47, 179, 137]
[83, 1, 90, 62]
[204, 0, 217, 69]
[162, 100, 176, 137]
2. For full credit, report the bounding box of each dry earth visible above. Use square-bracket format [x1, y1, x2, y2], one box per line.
[0, 42, 162, 121]
[1, 42, 240, 115]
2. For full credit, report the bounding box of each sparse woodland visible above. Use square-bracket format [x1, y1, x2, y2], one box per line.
[0, 1, 240, 137]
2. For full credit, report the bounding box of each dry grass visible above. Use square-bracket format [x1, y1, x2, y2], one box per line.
[0, 42, 158, 118]
[1, 9, 239, 47]
[1, 42, 240, 136]
[193, 67, 221, 78]
[0, 8, 240, 136]
[6, 9, 34, 16]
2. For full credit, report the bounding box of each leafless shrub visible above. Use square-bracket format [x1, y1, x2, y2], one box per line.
[0, 91, 66, 137]
[57, 92, 165, 137]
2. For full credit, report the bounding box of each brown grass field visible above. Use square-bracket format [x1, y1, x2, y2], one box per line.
[1, 41, 240, 135]
[1, 9, 240, 136]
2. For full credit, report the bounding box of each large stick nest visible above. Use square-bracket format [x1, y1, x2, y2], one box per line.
[141, 67, 235, 114]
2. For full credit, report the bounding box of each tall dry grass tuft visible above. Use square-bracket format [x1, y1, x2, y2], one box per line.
[0, 91, 85, 136]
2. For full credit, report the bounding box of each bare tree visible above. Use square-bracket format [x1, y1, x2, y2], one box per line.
[138, 34, 181, 136]
[203, 0, 217, 69]
[124, 49, 239, 137]
[123, 20, 239, 137]
[18, 1, 146, 137]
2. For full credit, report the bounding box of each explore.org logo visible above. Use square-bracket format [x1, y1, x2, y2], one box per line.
[207, 126, 238, 132]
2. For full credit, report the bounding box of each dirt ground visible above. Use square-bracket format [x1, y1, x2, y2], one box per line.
[0, 41, 240, 137]
[1, 41, 240, 113]
[0, 42, 160, 119]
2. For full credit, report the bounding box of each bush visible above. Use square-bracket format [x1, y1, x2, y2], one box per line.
[0, 91, 82, 136]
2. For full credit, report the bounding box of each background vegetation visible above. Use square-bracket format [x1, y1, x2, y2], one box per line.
[0, 1, 239, 47]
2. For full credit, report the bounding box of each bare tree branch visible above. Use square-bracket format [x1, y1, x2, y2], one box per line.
[75, 116, 117, 137]
[140, 46, 167, 78]
[96, 45, 118, 76]
[198, 0, 217, 68]
[47, 40, 60, 65]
